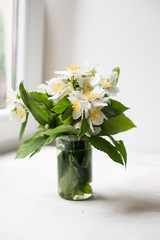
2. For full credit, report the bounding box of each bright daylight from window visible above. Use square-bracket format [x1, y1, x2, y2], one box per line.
[0, 0, 18, 109]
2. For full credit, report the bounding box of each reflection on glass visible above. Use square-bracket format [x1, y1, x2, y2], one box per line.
[0, 0, 18, 109]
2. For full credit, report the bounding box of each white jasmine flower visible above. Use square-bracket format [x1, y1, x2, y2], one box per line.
[66, 64, 81, 73]
[6, 89, 28, 123]
[46, 77, 67, 99]
[77, 76, 93, 92]
[90, 74, 101, 87]
[6, 89, 21, 110]
[36, 84, 48, 93]
[85, 62, 100, 75]
[88, 106, 107, 132]
[68, 91, 91, 119]
[100, 71, 119, 96]
[77, 73, 100, 93]
[9, 102, 27, 123]
[60, 82, 74, 97]
[84, 86, 107, 106]
[55, 65, 81, 80]
[69, 95, 81, 119]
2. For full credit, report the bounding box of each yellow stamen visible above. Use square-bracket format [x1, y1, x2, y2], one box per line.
[17, 109, 25, 119]
[85, 82, 93, 93]
[72, 100, 80, 113]
[100, 79, 112, 88]
[52, 83, 62, 93]
[84, 92, 99, 101]
[67, 90, 72, 94]
[67, 64, 80, 72]
[91, 107, 102, 122]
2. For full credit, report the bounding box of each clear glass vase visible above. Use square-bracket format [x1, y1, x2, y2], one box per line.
[56, 135, 92, 200]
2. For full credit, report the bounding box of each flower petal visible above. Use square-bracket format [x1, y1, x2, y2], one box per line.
[72, 109, 81, 120]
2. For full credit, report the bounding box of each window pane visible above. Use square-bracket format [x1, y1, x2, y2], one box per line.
[0, 1, 7, 108]
[12, 0, 18, 90]
[0, 0, 18, 109]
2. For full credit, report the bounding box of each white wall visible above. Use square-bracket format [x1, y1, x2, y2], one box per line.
[44, 0, 160, 153]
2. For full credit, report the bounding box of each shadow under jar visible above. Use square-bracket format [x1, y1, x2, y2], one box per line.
[56, 135, 92, 200]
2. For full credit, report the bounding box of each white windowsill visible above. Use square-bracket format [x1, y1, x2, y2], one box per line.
[0, 109, 8, 120]
[0, 148, 160, 239]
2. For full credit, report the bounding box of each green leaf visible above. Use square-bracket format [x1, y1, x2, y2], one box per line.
[102, 106, 118, 118]
[19, 82, 57, 127]
[33, 129, 47, 138]
[51, 95, 71, 113]
[35, 124, 77, 137]
[100, 113, 136, 136]
[78, 114, 90, 137]
[59, 157, 79, 196]
[28, 92, 57, 126]
[38, 124, 46, 129]
[19, 82, 30, 106]
[30, 135, 56, 158]
[19, 112, 29, 141]
[86, 136, 124, 165]
[113, 66, 120, 83]
[102, 99, 129, 118]
[29, 92, 53, 110]
[108, 136, 127, 166]
[79, 183, 92, 194]
[110, 99, 129, 112]
[62, 107, 73, 121]
[62, 115, 73, 125]
[16, 135, 46, 159]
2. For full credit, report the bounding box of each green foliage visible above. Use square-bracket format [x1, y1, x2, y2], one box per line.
[108, 135, 127, 166]
[62, 107, 73, 121]
[78, 113, 90, 137]
[16, 125, 77, 159]
[36, 124, 77, 137]
[51, 95, 71, 113]
[100, 113, 136, 136]
[57, 136, 92, 199]
[16, 135, 46, 159]
[30, 135, 56, 158]
[102, 99, 129, 118]
[16, 134, 57, 159]
[17, 74, 136, 170]
[29, 92, 53, 109]
[86, 136, 124, 165]
[62, 116, 73, 125]
[110, 99, 129, 112]
[79, 182, 92, 194]
[19, 112, 29, 141]
[19, 82, 57, 127]
[109, 99, 129, 113]
[59, 157, 79, 197]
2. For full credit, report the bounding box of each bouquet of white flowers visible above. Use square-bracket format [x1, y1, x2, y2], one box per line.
[7, 63, 135, 166]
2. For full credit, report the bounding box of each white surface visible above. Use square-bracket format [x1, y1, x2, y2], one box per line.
[44, 0, 160, 152]
[0, 146, 160, 240]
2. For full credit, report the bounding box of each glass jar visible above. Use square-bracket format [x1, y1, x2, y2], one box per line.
[56, 135, 92, 200]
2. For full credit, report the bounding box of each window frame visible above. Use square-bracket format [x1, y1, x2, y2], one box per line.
[0, 0, 44, 153]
